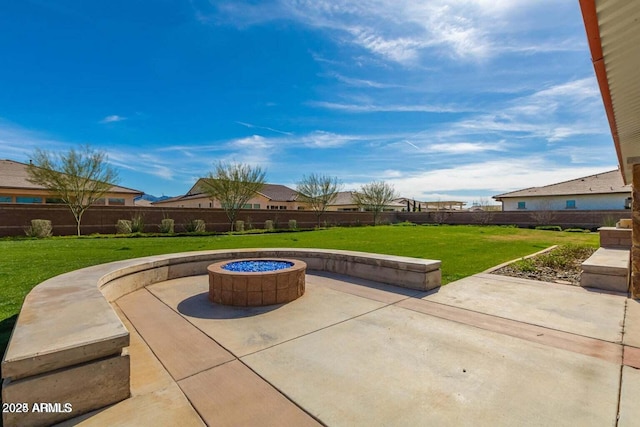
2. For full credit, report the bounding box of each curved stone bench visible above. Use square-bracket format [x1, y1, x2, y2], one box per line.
[1, 248, 441, 426]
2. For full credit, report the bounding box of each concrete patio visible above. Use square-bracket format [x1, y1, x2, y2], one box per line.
[58, 269, 640, 427]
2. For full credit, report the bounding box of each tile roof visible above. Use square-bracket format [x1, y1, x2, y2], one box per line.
[186, 179, 299, 202]
[0, 159, 143, 194]
[493, 170, 630, 199]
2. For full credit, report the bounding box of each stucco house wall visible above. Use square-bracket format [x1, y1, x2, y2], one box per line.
[0, 159, 142, 206]
[494, 170, 631, 212]
[501, 193, 630, 211]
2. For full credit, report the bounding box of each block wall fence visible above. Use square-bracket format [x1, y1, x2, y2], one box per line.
[0, 205, 631, 237]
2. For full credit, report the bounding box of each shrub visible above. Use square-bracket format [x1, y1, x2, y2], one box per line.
[264, 220, 274, 231]
[513, 258, 537, 273]
[602, 215, 617, 227]
[184, 219, 206, 233]
[288, 219, 297, 230]
[245, 216, 253, 230]
[564, 228, 589, 233]
[235, 220, 245, 232]
[534, 225, 562, 232]
[159, 218, 174, 234]
[116, 219, 132, 234]
[25, 219, 52, 238]
[394, 221, 417, 226]
[131, 214, 145, 233]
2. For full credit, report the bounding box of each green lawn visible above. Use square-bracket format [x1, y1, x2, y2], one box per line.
[0, 225, 598, 357]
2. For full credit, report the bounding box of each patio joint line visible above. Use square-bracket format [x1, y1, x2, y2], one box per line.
[615, 299, 630, 426]
[397, 297, 623, 364]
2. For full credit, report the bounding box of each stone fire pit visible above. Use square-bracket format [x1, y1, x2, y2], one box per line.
[207, 258, 306, 306]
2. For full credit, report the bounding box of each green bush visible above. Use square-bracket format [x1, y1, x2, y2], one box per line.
[564, 228, 589, 233]
[183, 219, 206, 233]
[159, 218, 174, 234]
[394, 221, 417, 226]
[534, 225, 562, 232]
[513, 258, 537, 272]
[116, 219, 132, 234]
[288, 219, 297, 230]
[131, 215, 145, 233]
[235, 220, 245, 232]
[25, 219, 52, 238]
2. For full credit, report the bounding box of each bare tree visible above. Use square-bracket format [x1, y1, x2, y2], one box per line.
[27, 145, 119, 236]
[353, 181, 398, 226]
[199, 161, 266, 231]
[296, 173, 342, 227]
[472, 197, 496, 225]
[530, 200, 557, 226]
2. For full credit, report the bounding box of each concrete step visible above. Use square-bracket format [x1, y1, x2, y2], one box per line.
[581, 247, 630, 293]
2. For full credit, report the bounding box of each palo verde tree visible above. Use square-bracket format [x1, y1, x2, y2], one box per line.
[27, 145, 119, 236]
[296, 173, 342, 228]
[199, 161, 266, 231]
[353, 181, 398, 226]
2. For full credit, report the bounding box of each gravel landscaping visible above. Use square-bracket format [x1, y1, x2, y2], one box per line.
[491, 244, 597, 286]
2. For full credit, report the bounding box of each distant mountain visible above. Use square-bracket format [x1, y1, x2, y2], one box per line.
[135, 194, 173, 202]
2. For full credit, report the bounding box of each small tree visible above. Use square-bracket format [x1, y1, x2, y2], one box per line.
[296, 173, 342, 227]
[199, 161, 266, 231]
[27, 145, 119, 236]
[353, 181, 398, 226]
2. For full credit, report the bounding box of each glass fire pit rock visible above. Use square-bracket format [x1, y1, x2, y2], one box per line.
[207, 258, 306, 306]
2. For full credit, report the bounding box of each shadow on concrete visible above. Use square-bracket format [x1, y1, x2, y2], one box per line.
[177, 292, 284, 319]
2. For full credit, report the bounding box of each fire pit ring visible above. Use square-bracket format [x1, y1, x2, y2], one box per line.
[207, 258, 306, 306]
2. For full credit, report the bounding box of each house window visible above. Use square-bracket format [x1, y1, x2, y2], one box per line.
[108, 198, 125, 206]
[93, 198, 106, 205]
[565, 200, 576, 209]
[0, 195, 12, 203]
[253, 204, 260, 209]
[626, 197, 632, 209]
[517, 201, 526, 209]
[45, 197, 65, 204]
[242, 204, 252, 209]
[16, 196, 42, 204]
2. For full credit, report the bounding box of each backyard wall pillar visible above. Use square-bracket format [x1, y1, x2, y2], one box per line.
[631, 164, 640, 299]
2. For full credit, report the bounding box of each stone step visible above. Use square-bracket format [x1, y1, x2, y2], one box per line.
[581, 247, 630, 293]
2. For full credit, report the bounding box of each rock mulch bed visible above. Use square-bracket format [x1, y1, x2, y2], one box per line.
[490, 245, 597, 286]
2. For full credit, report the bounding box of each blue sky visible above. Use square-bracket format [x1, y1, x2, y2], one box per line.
[0, 0, 618, 205]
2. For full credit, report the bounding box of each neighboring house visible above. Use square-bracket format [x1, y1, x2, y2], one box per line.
[395, 198, 466, 211]
[493, 170, 631, 211]
[328, 191, 405, 212]
[153, 179, 306, 210]
[0, 159, 143, 206]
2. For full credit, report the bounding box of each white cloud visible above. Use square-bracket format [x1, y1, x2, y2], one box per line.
[300, 131, 360, 148]
[308, 101, 464, 113]
[235, 121, 293, 135]
[384, 159, 614, 196]
[229, 135, 271, 149]
[326, 72, 400, 89]
[100, 115, 126, 123]
[429, 142, 506, 154]
[206, 0, 579, 65]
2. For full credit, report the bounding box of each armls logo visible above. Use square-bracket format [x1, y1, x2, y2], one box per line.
[31, 403, 73, 413]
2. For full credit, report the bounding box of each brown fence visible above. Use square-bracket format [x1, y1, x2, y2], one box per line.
[397, 210, 630, 229]
[0, 205, 396, 237]
[0, 205, 631, 237]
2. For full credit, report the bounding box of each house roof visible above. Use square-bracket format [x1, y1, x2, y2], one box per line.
[493, 170, 630, 200]
[0, 159, 143, 195]
[580, 1, 640, 184]
[332, 191, 359, 206]
[180, 179, 299, 202]
[333, 191, 405, 207]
